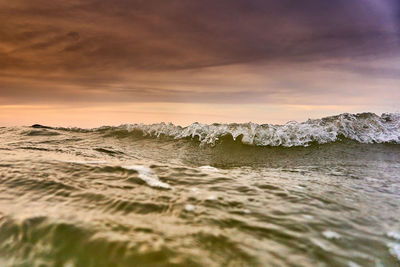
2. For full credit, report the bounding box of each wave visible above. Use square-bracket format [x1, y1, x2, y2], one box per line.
[55, 112, 400, 147]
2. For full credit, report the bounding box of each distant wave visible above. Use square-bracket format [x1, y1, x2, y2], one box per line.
[56, 112, 400, 147]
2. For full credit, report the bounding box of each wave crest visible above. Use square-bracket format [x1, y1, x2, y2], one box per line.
[60, 112, 400, 147]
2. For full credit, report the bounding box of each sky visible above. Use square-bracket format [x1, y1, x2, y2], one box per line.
[1, 0, 399, 127]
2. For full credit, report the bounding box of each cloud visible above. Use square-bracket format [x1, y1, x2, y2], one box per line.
[0, 0, 399, 107]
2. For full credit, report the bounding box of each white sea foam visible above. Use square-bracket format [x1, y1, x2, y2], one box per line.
[347, 261, 361, 267]
[185, 204, 195, 212]
[122, 165, 171, 189]
[387, 231, 400, 261]
[199, 166, 219, 172]
[322, 230, 341, 239]
[206, 195, 217, 200]
[388, 242, 400, 261]
[116, 112, 400, 147]
[388, 231, 400, 240]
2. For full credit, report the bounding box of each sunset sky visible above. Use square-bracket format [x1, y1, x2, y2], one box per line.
[1, 0, 399, 127]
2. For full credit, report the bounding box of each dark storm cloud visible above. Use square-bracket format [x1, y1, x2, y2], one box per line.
[0, 0, 399, 104]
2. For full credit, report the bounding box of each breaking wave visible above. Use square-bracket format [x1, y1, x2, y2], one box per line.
[59, 112, 400, 147]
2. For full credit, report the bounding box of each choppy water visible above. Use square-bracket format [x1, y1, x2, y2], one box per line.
[0, 113, 400, 266]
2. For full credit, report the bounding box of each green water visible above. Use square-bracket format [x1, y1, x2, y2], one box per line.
[0, 126, 399, 266]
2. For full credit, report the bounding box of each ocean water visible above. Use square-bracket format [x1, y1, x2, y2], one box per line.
[0, 112, 400, 266]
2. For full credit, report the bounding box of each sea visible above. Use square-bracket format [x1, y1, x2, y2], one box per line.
[0, 112, 399, 266]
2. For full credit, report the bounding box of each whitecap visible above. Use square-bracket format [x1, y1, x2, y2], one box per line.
[115, 112, 400, 147]
[185, 204, 195, 212]
[122, 165, 171, 189]
[387, 231, 400, 261]
[388, 242, 400, 261]
[347, 261, 361, 267]
[199, 165, 219, 172]
[322, 230, 341, 239]
[388, 231, 400, 240]
[206, 195, 217, 200]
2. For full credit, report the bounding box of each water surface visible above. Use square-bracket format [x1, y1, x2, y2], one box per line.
[0, 114, 400, 266]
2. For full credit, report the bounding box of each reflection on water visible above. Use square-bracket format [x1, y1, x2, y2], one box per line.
[0, 126, 399, 266]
